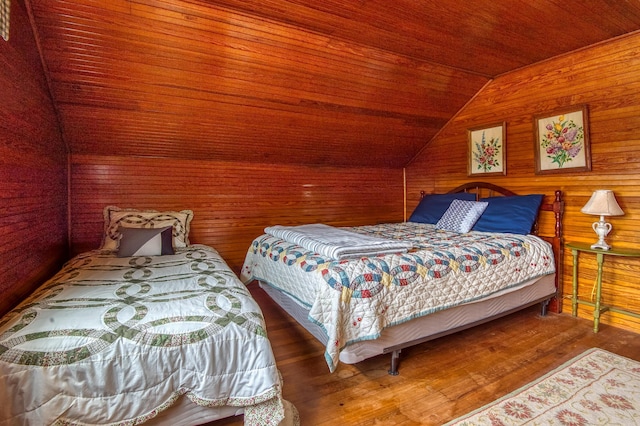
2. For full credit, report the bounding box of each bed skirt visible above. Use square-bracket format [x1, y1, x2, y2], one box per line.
[258, 273, 556, 365]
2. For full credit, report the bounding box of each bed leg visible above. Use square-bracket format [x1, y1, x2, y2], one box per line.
[388, 350, 401, 376]
[540, 299, 550, 316]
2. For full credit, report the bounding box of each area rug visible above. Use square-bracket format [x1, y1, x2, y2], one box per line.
[447, 348, 640, 425]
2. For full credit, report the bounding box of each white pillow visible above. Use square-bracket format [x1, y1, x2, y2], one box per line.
[436, 200, 488, 233]
[100, 206, 193, 251]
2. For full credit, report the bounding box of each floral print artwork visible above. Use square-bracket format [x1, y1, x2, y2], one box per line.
[536, 108, 590, 173]
[469, 124, 505, 175]
[473, 131, 502, 172]
[541, 114, 585, 167]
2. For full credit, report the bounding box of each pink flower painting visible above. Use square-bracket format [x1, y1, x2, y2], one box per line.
[469, 123, 505, 176]
[473, 131, 502, 172]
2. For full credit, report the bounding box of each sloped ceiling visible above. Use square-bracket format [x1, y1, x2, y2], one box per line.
[27, 0, 640, 167]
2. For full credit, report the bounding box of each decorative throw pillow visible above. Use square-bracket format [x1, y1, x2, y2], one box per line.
[408, 192, 477, 224]
[472, 194, 544, 235]
[436, 200, 488, 233]
[100, 206, 193, 251]
[117, 226, 175, 257]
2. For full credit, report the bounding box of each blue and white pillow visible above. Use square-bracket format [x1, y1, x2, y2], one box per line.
[436, 200, 488, 233]
[408, 192, 477, 224]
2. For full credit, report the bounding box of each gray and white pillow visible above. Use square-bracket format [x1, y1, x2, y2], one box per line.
[117, 226, 174, 257]
[436, 199, 488, 233]
[100, 206, 193, 251]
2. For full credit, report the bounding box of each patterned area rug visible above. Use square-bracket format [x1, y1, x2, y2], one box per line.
[447, 348, 640, 425]
[281, 399, 301, 426]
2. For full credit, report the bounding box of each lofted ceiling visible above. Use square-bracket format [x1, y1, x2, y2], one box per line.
[27, 0, 640, 168]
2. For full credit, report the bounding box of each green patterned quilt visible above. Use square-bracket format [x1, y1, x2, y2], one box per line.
[0, 245, 284, 425]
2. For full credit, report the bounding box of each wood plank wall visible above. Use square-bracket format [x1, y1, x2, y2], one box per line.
[70, 154, 404, 272]
[406, 32, 640, 333]
[0, 0, 68, 316]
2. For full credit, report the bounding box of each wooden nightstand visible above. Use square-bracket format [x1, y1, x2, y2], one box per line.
[567, 242, 640, 333]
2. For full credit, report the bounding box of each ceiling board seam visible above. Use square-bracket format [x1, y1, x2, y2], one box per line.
[494, 28, 640, 80]
[24, 0, 70, 156]
[164, 0, 494, 80]
[24, 0, 72, 252]
[404, 78, 494, 169]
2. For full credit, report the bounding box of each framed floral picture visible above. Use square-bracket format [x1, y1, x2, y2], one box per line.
[534, 105, 591, 174]
[468, 122, 506, 176]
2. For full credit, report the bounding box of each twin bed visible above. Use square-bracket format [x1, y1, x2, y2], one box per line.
[241, 182, 563, 374]
[0, 207, 293, 426]
[0, 182, 563, 424]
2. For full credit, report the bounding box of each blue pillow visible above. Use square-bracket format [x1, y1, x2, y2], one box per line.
[472, 194, 544, 235]
[408, 192, 477, 224]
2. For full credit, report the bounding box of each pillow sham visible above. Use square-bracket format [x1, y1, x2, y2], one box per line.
[436, 200, 488, 233]
[100, 206, 194, 251]
[408, 192, 477, 224]
[117, 226, 175, 257]
[472, 194, 544, 235]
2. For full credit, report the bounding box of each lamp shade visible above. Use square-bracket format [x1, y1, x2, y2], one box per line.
[581, 190, 624, 216]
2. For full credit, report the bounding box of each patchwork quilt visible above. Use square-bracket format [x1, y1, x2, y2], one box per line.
[264, 224, 413, 259]
[0, 245, 284, 425]
[241, 223, 555, 372]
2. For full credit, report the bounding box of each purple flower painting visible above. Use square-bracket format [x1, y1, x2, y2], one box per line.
[540, 114, 584, 167]
[535, 107, 590, 174]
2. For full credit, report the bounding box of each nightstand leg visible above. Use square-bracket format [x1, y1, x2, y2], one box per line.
[571, 249, 578, 316]
[593, 253, 604, 333]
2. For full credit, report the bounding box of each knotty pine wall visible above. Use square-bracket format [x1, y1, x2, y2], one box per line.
[69, 154, 403, 272]
[407, 32, 640, 333]
[0, 0, 68, 316]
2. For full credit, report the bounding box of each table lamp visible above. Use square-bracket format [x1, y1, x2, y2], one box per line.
[580, 190, 624, 250]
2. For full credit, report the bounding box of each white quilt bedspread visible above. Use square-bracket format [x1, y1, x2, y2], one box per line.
[242, 223, 555, 372]
[265, 224, 413, 259]
[0, 245, 284, 425]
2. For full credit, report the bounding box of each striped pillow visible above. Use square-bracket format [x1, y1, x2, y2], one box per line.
[117, 226, 175, 257]
[436, 200, 488, 233]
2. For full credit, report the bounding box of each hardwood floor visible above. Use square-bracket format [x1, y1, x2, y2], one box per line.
[212, 284, 640, 425]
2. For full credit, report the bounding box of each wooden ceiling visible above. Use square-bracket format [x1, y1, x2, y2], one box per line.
[26, 0, 640, 167]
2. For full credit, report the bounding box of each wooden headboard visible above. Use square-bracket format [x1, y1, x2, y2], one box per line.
[421, 181, 564, 313]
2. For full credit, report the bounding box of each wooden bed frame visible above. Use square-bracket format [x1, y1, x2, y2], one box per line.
[440, 181, 564, 312]
[257, 182, 564, 375]
[376, 182, 564, 375]
[384, 182, 563, 374]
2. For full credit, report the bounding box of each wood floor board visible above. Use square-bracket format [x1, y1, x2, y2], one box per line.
[209, 284, 640, 426]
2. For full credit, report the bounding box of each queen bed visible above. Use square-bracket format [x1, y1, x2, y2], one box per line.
[0, 207, 296, 426]
[241, 183, 563, 375]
